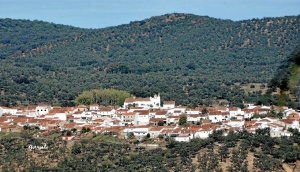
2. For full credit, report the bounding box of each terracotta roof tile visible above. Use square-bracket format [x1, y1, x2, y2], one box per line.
[122, 112, 136, 116]
[100, 107, 113, 111]
[164, 101, 175, 105]
[125, 97, 151, 103]
[155, 110, 168, 115]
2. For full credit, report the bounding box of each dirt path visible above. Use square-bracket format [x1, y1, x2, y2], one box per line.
[191, 156, 200, 172]
[247, 152, 255, 171]
[295, 160, 300, 172]
[66, 140, 75, 148]
[282, 163, 294, 172]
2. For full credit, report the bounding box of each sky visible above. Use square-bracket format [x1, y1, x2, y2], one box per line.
[0, 0, 299, 29]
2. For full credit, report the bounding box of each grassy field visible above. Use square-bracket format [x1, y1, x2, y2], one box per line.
[240, 83, 268, 95]
[92, 134, 125, 143]
[48, 133, 61, 139]
[0, 132, 21, 138]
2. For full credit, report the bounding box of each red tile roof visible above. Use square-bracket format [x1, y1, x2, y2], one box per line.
[288, 113, 300, 120]
[122, 112, 136, 116]
[155, 110, 168, 115]
[133, 110, 150, 115]
[164, 101, 175, 105]
[125, 97, 151, 103]
[100, 107, 113, 111]
[149, 118, 165, 122]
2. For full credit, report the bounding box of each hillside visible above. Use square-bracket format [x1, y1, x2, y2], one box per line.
[0, 13, 299, 106]
[1, 129, 300, 171]
[269, 44, 300, 109]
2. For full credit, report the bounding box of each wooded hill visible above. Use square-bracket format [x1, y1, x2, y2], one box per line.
[0, 13, 299, 107]
[269, 44, 300, 109]
[1, 128, 300, 171]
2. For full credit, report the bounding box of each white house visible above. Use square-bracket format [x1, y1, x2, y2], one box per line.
[236, 114, 244, 120]
[174, 134, 191, 142]
[194, 128, 214, 138]
[89, 104, 100, 111]
[243, 109, 255, 119]
[46, 112, 67, 121]
[90, 112, 100, 120]
[120, 112, 135, 125]
[114, 108, 129, 119]
[23, 110, 37, 118]
[98, 107, 115, 117]
[256, 106, 271, 115]
[148, 126, 164, 138]
[187, 114, 201, 123]
[269, 122, 284, 130]
[123, 126, 149, 139]
[186, 108, 200, 115]
[227, 119, 245, 128]
[228, 107, 244, 118]
[134, 112, 150, 126]
[264, 117, 280, 123]
[0, 107, 3, 116]
[154, 110, 168, 118]
[166, 116, 179, 125]
[173, 106, 187, 113]
[75, 105, 88, 113]
[36, 105, 52, 116]
[208, 111, 229, 123]
[286, 120, 300, 130]
[270, 130, 293, 137]
[269, 123, 292, 137]
[163, 101, 175, 109]
[99, 119, 121, 127]
[255, 118, 273, 127]
[1, 107, 18, 116]
[72, 111, 85, 118]
[80, 111, 93, 119]
[123, 94, 161, 109]
[283, 108, 297, 118]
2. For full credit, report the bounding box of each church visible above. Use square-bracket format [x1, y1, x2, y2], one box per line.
[123, 94, 161, 109]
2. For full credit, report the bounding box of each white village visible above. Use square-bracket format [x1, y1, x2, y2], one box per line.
[0, 93, 299, 142]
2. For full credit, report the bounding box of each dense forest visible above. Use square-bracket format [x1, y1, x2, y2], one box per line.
[1, 128, 300, 171]
[0, 13, 299, 107]
[268, 44, 300, 109]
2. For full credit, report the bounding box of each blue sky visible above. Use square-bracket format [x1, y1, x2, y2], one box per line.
[0, 0, 299, 29]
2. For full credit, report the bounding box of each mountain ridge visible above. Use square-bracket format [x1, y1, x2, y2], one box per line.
[0, 13, 299, 107]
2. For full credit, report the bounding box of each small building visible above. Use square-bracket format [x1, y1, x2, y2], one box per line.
[163, 101, 175, 109]
[121, 112, 135, 125]
[123, 94, 161, 109]
[174, 134, 191, 142]
[89, 104, 100, 111]
[36, 105, 52, 116]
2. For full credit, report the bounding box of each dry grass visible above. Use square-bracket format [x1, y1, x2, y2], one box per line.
[240, 83, 268, 95]
[295, 160, 300, 172]
[193, 143, 267, 172]
[247, 152, 255, 172]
